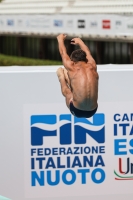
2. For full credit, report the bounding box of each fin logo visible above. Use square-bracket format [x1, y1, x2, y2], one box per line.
[31, 114, 105, 146]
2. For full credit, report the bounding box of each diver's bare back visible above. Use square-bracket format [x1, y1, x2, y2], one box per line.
[68, 62, 98, 111]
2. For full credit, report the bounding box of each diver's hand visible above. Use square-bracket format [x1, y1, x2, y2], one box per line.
[71, 37, 83, 45]
[57, 34, 67, 41]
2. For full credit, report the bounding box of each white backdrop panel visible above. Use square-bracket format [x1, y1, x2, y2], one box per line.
[0, 65, 133, 200]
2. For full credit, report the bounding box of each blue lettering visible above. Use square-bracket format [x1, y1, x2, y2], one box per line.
[114, 124, 117, 136]
[114, 114, 120, 122]
[74, 120, 105, 144]
[44, 148, 51, 156]
[59, 148, 66, 155]
[129, 139, 133, 154]
[72, 156, 82, 168]
[114, 114, 133, 122]
[122, 114, 129, 121]
[81, 147, 83, 154]
[31, 168, 106, 186]
[31, 171, 44, 186]
[59, 114, 71, 145]
[67, 156, 71, 168]
[36, 158, 45, 169]
[38, 148, 43, 156]
[83, 156, 93, 167]
[74, 147, 80, 154]
[99, 146, 105, 153]
[84, 147, 91, 154]
[31, 148, 36, 156]
[114, 139, 127, 155]
[91, 168, 105, 184]
[92, 146, 98, 154]
[45, 157, 56, 169]
[67, 147, 73, 155]
[31, 158, 35, 169]
[47, 170, 60, 186]
[57, 157, 65, 168]
[62, 170, 76, 185]
[31, 123, 57, 146]
[119, 124, 129, 135]
[95, 155, 105, 167]
[52, 148, 58, 155]
[78, 169, 90, 184]
[130, 126, 133, 135]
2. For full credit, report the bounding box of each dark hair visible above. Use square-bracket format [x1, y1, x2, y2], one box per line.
[70, 49, 88, 63]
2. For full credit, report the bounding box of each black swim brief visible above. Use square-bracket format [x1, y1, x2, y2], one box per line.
[70, 101, 97, 118]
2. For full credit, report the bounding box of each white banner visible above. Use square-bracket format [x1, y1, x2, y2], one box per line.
[24, 102, 133, 199]
[0, 14, 133, 37]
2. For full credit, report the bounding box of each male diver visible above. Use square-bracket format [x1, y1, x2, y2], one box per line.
[57, 34, 98, 118]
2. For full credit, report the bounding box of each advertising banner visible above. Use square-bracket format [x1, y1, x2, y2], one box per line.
[0, 14, 133, 37]
[24, 102, 133, 199]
